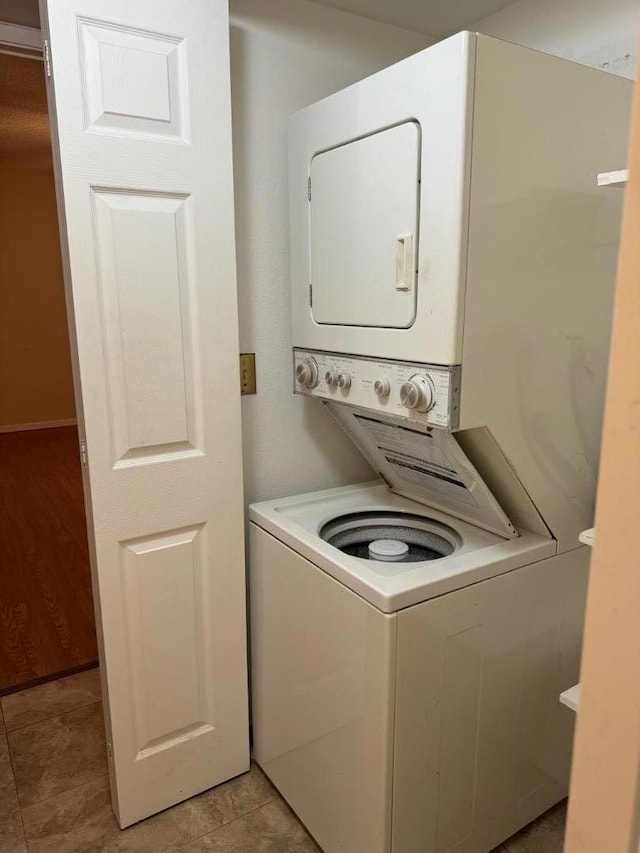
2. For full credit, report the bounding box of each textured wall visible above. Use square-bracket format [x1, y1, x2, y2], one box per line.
[230, 0, 431, 504]
[470, 0, 638, 79]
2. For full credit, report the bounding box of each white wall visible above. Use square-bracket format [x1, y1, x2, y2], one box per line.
[230, 0, 431, 504]
[470, 0, 638, 79]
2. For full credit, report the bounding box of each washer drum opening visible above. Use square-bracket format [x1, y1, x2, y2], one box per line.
[320, 511, 460, 563]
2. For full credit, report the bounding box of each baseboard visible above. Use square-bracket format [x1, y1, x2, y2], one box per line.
[0, 419, 77, 433]
[0, 660, 99, 698]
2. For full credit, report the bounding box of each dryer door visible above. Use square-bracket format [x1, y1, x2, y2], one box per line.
[310, 121, 420, 329]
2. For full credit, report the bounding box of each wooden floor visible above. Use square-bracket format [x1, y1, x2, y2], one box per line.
[0, 427, 97, 694]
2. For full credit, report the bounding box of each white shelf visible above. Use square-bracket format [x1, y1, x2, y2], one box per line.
[579, 528, 595, 547]
[560, 684, 580, 712]
[597, 169, 629, 187]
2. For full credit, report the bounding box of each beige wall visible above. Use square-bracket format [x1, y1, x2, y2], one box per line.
[0, 165, 75, 428]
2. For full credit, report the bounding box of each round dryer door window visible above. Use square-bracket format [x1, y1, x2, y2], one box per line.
[320, 511, 460, 563]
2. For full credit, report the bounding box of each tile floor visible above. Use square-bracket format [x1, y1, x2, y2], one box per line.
[0, 669, 567, 852]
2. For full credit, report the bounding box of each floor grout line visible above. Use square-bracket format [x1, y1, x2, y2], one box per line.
[160, 793, 281, 853]
[3, 696, 103, 735]
[6, 699, 106, 813]
[3, 728, 29, 853]
[17, 771, 278, 847]
[17, 772, 110, 819]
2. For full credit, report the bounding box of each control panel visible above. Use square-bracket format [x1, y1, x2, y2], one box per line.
[293, 349, 461, 429]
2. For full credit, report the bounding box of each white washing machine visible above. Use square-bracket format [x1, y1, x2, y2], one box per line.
[250, 477, 586, 853]
[250, 29, 631, 853]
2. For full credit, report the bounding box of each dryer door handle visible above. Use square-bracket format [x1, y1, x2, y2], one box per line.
[395, 234, 414, 292]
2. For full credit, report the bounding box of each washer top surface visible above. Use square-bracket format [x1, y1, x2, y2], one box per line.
[249, 481, 555, 612]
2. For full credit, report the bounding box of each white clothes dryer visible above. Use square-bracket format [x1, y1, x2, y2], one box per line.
[289, 31, 632, 553]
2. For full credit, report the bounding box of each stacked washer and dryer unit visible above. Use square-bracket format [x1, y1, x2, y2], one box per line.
[250, 32, 632, 853]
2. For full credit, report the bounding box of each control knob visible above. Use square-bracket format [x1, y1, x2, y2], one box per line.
[399, 374, 434, 412]
[373, 379, 390, 398]
[337, 373, 352, 390]
[325, 370, 338, 387]
[296, 357, 319, 389]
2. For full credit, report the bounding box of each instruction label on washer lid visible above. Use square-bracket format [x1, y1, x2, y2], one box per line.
[327, 403, 518, 539]
[354, 415, 479, 507]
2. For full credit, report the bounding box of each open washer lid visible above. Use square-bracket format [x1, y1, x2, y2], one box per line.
[327, 402, 518, 539]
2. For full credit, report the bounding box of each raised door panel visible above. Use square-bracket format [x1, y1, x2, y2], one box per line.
[92, 189, 202, 464]
[121, 525, 210, 757]
[78, 18, 187, 139]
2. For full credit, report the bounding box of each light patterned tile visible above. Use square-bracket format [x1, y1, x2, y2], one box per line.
[164, 799, 321, 852]
[0, 733, 27, 853]
[503, 801, 567, 853]
[22, 763, 276, 853]
[21, 775, 115, 853]
[2, 669, 101, 732]
[8, 702, 107, 808]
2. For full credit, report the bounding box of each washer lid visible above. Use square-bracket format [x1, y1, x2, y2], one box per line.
[327, 402, 518, 539]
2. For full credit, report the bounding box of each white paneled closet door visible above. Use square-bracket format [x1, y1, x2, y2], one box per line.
[38, 0, 249, 828]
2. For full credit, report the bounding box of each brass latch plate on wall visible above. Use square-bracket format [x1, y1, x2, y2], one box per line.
[240, 353, 257, 395]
